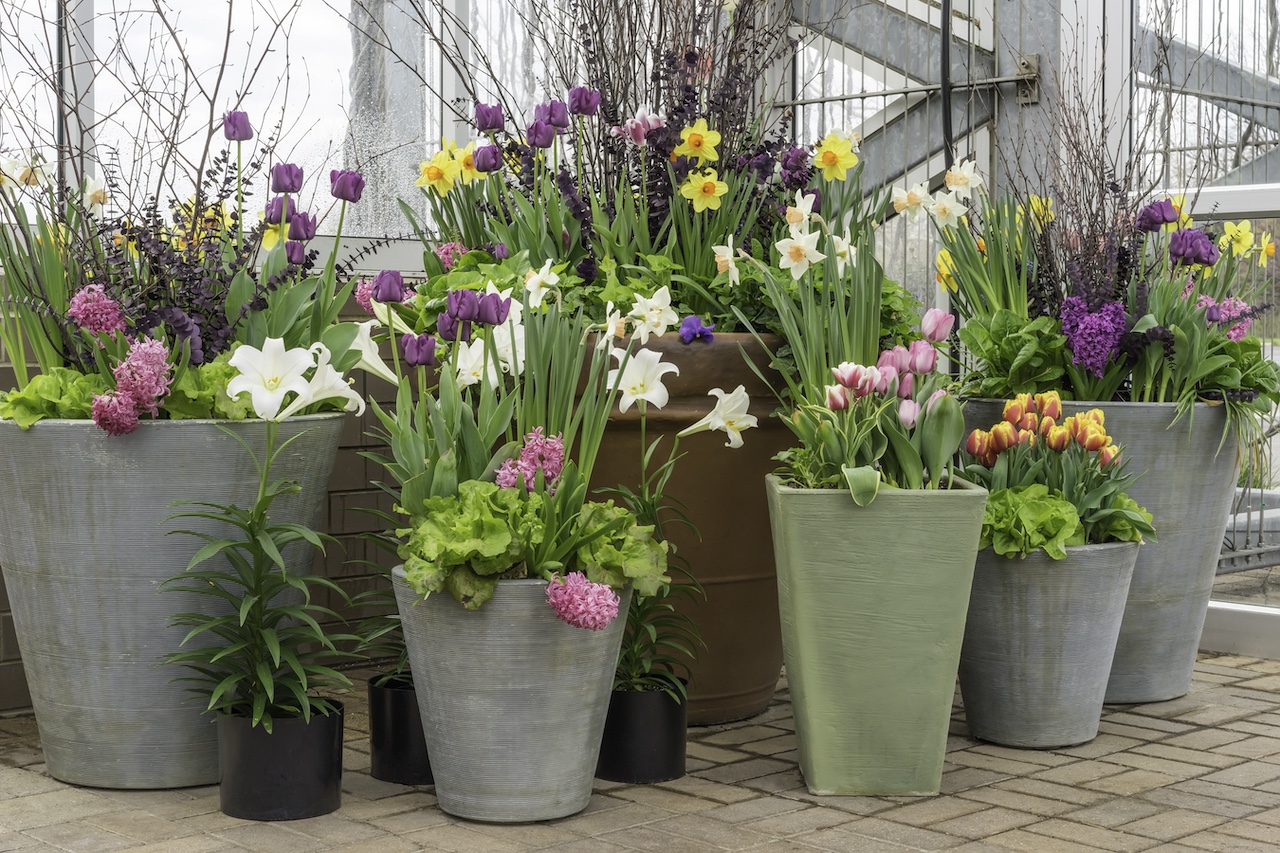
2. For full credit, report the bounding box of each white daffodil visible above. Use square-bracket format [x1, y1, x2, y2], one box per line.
[524, 259, 559, 307]
[891, 183, 932, 221]
[8, 155, 48, 189]
[455, 338, 502, 388]
[711, 235, 740, 286]
[351, 319, 400, 386]
[83, 175, 108, 217]
[485, 279, 523, 326]
[944, 159, 984, 201]
[677, 385, 758, 449]
[597, 301, 628, 351]
[491, 321, 526, 375]
[607, 347, 680, 413]
[775, 227, 826, 280]
[830, 229, 855, 277]
[784, 189, 816, 228]
[0, 159, 16, 191]
[278, 343, 366, 420]
[628, 285, 679, 345]
[227, 338, 316, 421]
[927, 191, 966, 230]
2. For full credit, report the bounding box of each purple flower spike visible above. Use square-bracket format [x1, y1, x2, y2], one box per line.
[222, 111, 253, 141]
[372, 269, 406, 303]
[476, 292, 511, 326]
[270, 163, 304, 194]
[264, 195, 295, 225]
[287, 211, 317, 242]
[474, 144, 504, 173]
[400, 333, 439, 368]
[1060, 296, 1127, 378]
[67, 284, 126, 334]
[475, 102, 505, 132]
[330, 169, 365, 202]
[678, 315, 715, 344]
[446, 288, 481, 321]
[527, 119, 556, 149]
[568, 87, 601, 116]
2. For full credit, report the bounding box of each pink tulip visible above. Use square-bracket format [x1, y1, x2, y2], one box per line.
[897, 371, 915, 399]
[889, 345, 911, 373]
[908, 339, 937, 374]
[898, 398, 921, 429]
[831, 362, 860, 389]
[876, 364, 898, 395]
[921, 308, 955, 343]
[926, 388, 948, 412]
[853, 366, 882, 398]
[825, 384, 849, 411]
[876, 350, 897, 372]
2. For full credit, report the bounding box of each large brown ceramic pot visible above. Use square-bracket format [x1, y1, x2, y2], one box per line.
[592, 333, 794, 724]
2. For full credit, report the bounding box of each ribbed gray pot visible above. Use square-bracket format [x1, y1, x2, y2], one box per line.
[959, 542, 1140, 748]
[0, 416, 344, 789]
[393, 569, 629, 822]
[963, 400, 1238, 703]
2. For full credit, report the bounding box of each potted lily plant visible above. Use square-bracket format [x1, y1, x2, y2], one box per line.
[958, 392, 1155, 748]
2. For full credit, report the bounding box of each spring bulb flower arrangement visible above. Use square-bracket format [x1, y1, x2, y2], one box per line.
[0, 111, 380, 434]
[960, 392, 1155, 560]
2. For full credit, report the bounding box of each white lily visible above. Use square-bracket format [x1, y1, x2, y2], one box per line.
[371, 299, 415, 336]
[628, 285, 679, 345]
[944, 159, 984, 201]
[607, 347, 680, 413]
[784, 189, 816, 228]
[677, 385, 758, 449]
[776, 227, 826, 280]
[83, 175, 108, 217]
[830, 229, 855, 276]
[227, 338, 316, 421]
[351, 319, 400, 386]
[524, 260, 559, 308]
[455, 338, 501, 388]
[927, 191, 966, 230]
[711, 235, 740, 286]
[491, 321, 526, 375]
[891, 183, 932, 221]
[278, 343, 366, 420]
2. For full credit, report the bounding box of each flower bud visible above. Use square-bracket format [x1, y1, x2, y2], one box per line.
[1017, 411, 1039, 433]
[896, 371, 915, 399]
[330, 169, 366, 202]
[264, 195, 295, 225]
[1045, 425, 1072, 452]
[287, 210, 317, 242]
[926, 388, 948, 412]
[990, 421, 1018, 453]
[853, 366, 882, 398]
[921, 308, 955, 343]
[270, 162, 304, 194]
[284, 241, 307, 265]
[1003, 398, 1025, 425]
[1077, 408, 1105, 428]
[400, 333, 439, 368]
[446, 288, 481, 321]
[372, 269, 406, 303]
[898, 398, 921, 429]
[1098, 444, 1120, 467]
[1063, 415, 1081, 440]
[876, 365, 898, 395]
[1019, 429, 1037, 446]
[965, 429, 990, 458]
[474, 144, 504, 173]
[1078, 423, 1109, 451]
[825, 384, 849, 411]
[476, 292, 512, 326]
[1034, 391, 1062, 421]
[888, 345, 911, 374]
[222, 110, 253, 141]
[475, 102, 505, 132]
[907, 339, 937, 374]
[567, 86, 601, 116]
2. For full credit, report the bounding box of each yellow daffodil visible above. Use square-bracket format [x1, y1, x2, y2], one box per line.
[1027, 194, 1055, 226]
[1163, 194, 1192, 232]
[454, 142, 485, 184]
[261, 222, 286, 250]
[976, 236, 987, 255]
[416, 150, 462, 197]
[1220, 220, 1255, 257]
[936, 249, 957, 291]
[112, 228, 139, 258]
[674, 119, 721, 163]
[813, 132, 859, 181]
[679, 169, 729, 212]
[1260, 233, 1275, 268]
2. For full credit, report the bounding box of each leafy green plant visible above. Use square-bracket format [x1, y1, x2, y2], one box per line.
[958, 310, 1068, 398]
[979, 484, 1083, 560]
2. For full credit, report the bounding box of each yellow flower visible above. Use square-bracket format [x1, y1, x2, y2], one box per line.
[674, 119, 721, 163]
[976, 237, 987, 255]
[935, 249, 957, 291]
[261, 222, 286, 250]
[1260, 233, 1275, 267]
[679, 169, 729, 213]
[814, 133, 858, 181]
[454, 142, 485, 184]
[1220, 220, 1255, 257]
[416, 150, 462, 196]
[1027, 195, 1055, 226]
[1163, 194, 1193, 232]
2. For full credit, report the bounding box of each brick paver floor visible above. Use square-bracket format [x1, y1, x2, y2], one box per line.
[3, 654, 1280, 851]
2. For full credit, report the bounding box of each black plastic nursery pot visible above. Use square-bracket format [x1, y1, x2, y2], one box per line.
[596, 687, 687, 783]
[218, 702, 344, 821]
[368, 675, 434, 785]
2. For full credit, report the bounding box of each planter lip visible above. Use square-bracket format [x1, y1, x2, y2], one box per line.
[391, 566, 550, 589]
[0, 412, 346, 430]
[222, 699, 346, 726]
[368, 673, 414, 690]
[765, 472, 988, 498]
[962, 397, 1227, 415]
[978, 539, 1142, 560]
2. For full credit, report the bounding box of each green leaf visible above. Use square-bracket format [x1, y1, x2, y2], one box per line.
[842, 465, 881, 506]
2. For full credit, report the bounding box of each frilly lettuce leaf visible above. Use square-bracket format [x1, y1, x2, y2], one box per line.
[982, 484, 1084, 560]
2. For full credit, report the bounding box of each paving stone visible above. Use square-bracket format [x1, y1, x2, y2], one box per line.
[85, 810, 197, 844]
[1211, 735, 1280, 758]
[644, 814, 776, 849]
[797, 828, 931, 852]
[0, 789, 121, 831]
[549, 803, 672, 836]
[693, 758, 795, 785]
[937, 767, 1012, 794]
[1083, 769, 1178, 796]
[965, 745, 1075, 767]
[784, 793, 896, 816]
[994, 778, 1110, 807]
[1174, 705, 1263, 726]
[327, 792, 438, 822]
[1107, 752, 1218, 778]
[608, 786, 721, 814]
[739, 735, 798, 756]
[25, 820, 134, 852]
[1210, 818, 1280, 844]
[1139, 786, 1265, 820]
[876, 796, 989, 827]
[211, 823, 330, 852]
[930, 807, 1038, 839]
[985, 829, 1108, 852]
[1196, 761, 1280, 788]
[466, 822, 586, 848]
[733, 769, 806, 793]
[108, 838, 236, 853]
[1119, 810, 1229, 841]
[1052, 735, 1144, 759]
[1130, 744, 1242, 770]
[947, 751, 1050, 776]
[701, 797, 807, 824]
[1235, 675, 1280, 691]
[0, 767, 62, 798]
[281, 814, 390, 845]
[1066, 798, 1167, 828]
[1031, 760, 1129, 785]
[955, 786, 1079, 817]
[365, 806, 453, 834]
[697, 726, 789, 746]
[1019, 817, 1157, 852]
[654, 777, 760, 804]
[596, 825, 722, 852]
[1101, 713, 1194, 735]
[398, 823, 534, 852]
[803, 818, 967, 851]
[324, 840, 421, 853]
[339, 773, 414, 801]
[1096, 722, 1174, 742]
[741, 806, 856, 837]
[0, 831, 39, 852]
[684, 742, 751, 765]
[1174, 829, 1280, 852]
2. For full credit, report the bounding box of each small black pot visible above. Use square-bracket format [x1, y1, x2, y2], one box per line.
[218, 702, 344, 821]
[368, 675, 433, 785]
[596, 688, 687, 783]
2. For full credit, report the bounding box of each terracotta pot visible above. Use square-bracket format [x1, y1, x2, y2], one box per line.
[591, 333, 794, 724]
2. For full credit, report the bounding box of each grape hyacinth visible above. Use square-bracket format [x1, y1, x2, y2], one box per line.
[545, 571, 620, 631]
[67, 284, 127, 335]
[1060, 297, 1127, 378]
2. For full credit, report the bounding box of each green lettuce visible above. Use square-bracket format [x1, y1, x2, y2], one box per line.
[0, 368, 109, 428]
[982, 484, 1084, 560]
[573, 502, 669, 597]
[163, 355, 253, 420]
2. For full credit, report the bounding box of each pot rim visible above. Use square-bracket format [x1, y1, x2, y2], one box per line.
[0, 411, 347, 429]
[220, 698, 346, 724]
[978, 539, 1142, 559]
[764, 472, 988, 498]
[391, 566, 553, 588]
[962, 397, 1223, 412]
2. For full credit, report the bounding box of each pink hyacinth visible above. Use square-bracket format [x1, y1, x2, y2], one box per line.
[91, 391, 140, 436]
[67, 284, 126, 335]
[545, 572, 620, 631]
[354, 278, 376, 314]
[113, 338, 172, 416]
[436, 241, 469, 271]
[496, 428, 566, 491]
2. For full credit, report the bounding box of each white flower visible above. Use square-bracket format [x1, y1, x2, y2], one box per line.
[830, 229, 855, 276]
[455, 338, 501, 388]
[628, 285, 679, 345]
[607, 347, 680, 413]
[8, 156, 48, 189]
[711, 235, 740, 286]
[677, 385, 758, 449]
[927, 191, 966, 229]
[278, 343, 366, 420]
[891, 183, 932, 221]
[485, 280, 523, 326]
[784, 189, 816, 228]
[775, 227, 826, 280]
[944, 159, 984, 201]
[227, 338, 316, 421]
[491, 321, 526, 375]
[351, 319, 400, 386]
[830, 126, 861, 152]
[524, 259, 559, 307]
[597, 301, 628, 351]
[83, 175, 108, 217]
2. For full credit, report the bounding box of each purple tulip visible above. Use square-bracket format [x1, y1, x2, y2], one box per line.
[476, 292, 512, 326]
[1135, 198, 1178, 232]
[907, 339, 937, 374]
[535, 100, 570, 129]
[1170, 228, 1219, 266]
[270, 162, 304, 194]
[475, 102, 505, 132]
[898, 399, 921, 429]
[926, 388, 949, 413]
[888, 345, 911, 374]
[568, 87, 601, 116]
[330, 169, 365, 202]
[264, 195, 295, 225]
[876, 365, 898, 395]
[285, 241, 307, 265]
[287, 211, 317, 242]
[474, 144, 504, 173]
[401, 333, 439, 368]
[1205, 301, 1224, 323]
[490, 242, 510, 260]
[446, 288, 481, 321]
[222, 111, 253, 141]
[678, 315, 715, 344]
[921, 308, 955, 343]
[527, 119, 556, 149]
[437, 311, 471, 343]
[372, 269, 406, 303]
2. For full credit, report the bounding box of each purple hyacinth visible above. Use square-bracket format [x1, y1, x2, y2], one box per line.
[1060, 296, 1127, 378]
[67, 284, 127, 334]
[678, 315, 715, 344]
[545, 571, 620, 631]
[496, 427, 567, 492]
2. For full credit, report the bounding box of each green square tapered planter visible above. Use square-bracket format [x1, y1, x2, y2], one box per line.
[765, 474, 987, 796]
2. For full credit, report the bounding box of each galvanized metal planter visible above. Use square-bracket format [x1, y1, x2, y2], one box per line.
[0, 416, 344, 789]
[393, 570, 630, 822]
[959, 542, 1140, 748]
[766, 474, 987, 796]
